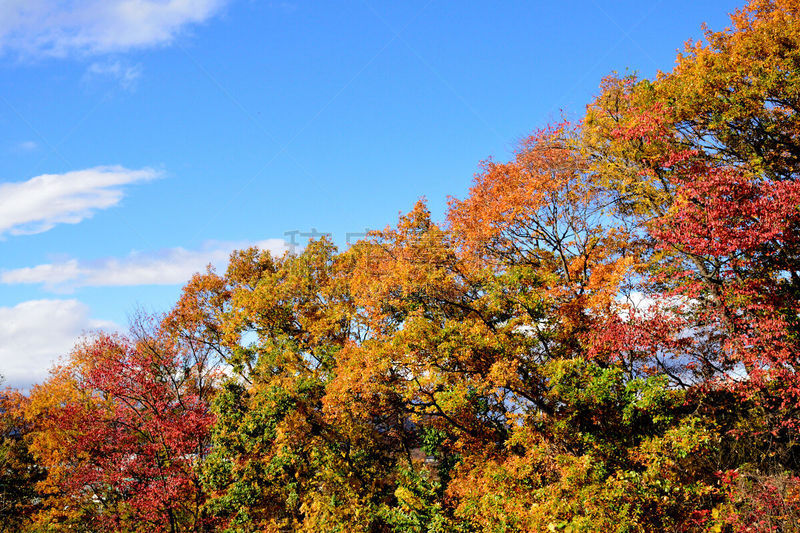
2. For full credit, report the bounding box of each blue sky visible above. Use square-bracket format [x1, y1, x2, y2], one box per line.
[0, 0, 738, 388]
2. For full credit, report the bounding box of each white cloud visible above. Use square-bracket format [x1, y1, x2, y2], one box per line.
[0, 299, 118, 390]
[85, 60, 143, 90]
[16, 140, 38, 151]
[0, 165, 161, 237]
[0, 0, 229, 57]
[2, 239, 289, 291]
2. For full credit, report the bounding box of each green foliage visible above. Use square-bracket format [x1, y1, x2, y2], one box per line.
[379, 466, 468, 533]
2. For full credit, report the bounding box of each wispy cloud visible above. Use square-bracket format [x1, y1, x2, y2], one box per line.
[0, 165, 161, 237]
[16, 140, 38, 151]
[2, 239, 289, 291]
[0, 0, 229, 57]
[85, 60, 143, 90]
[0, 299, 118, 389]
[268, 2, 298, 14]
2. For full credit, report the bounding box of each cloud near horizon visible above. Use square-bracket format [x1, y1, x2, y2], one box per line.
[0, 0, 230, 57]
[1, 239, 289, 292]
[0, 166, 161, 238]
[0, 299, 118, 390]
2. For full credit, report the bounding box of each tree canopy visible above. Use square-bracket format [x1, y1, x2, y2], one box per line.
[5, 1, 800, 531]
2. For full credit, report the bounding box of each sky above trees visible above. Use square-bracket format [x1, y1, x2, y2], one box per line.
[0, 0, 737, 388]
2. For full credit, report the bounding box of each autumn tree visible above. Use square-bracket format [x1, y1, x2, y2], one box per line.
[7, 2, 800, 532]
[23, 324, 216, 532]
[169, 240, 406, 532]
[0, 389, 44, 531]
[583, 0, 800, 527]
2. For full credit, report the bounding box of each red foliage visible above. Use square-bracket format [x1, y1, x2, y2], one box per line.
[33, 334, 215, 531]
